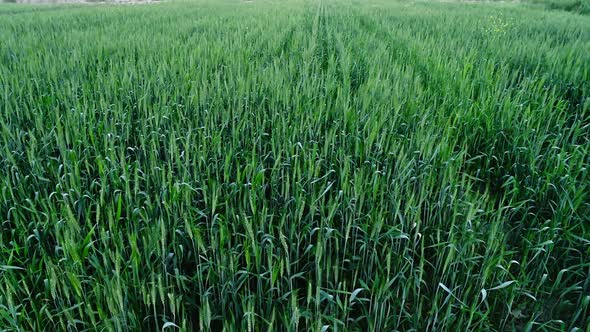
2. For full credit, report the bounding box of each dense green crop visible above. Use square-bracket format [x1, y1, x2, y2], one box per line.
[528, 0, 590, 15]
[0, 0, 589, 330]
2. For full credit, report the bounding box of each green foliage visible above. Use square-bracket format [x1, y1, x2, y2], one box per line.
[529, 0, 590, 14]
[0, 0, 589, 330]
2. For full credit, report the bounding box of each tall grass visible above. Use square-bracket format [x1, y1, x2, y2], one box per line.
[529, 0, 590, 15]
[0, 0, 589, 330]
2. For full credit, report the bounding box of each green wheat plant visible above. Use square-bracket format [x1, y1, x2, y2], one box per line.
[0, 0, 588, 330]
